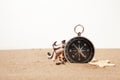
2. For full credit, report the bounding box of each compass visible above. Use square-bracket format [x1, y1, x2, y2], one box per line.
[64, 24, 95, 63]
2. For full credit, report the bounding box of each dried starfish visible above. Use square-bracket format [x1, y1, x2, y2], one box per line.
[89, 59, 115, 68]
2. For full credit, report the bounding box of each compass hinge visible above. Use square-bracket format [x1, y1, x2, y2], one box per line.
[78, 32, 81, 37]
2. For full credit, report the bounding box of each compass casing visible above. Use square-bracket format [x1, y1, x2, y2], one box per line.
[64, 36, 95, 63]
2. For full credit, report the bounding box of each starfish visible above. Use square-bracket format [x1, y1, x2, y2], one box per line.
[89, 59, 115, 68]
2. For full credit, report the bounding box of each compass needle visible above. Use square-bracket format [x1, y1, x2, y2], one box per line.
[72, 43, 79, 50]
[80, 52, 86, 58]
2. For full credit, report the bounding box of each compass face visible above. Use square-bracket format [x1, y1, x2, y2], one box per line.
[64, 37, 94, 63]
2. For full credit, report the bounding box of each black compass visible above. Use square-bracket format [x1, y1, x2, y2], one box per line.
[64, 24, 95, 63]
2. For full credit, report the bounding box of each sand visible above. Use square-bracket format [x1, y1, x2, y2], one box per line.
[0, 49, 120, 80]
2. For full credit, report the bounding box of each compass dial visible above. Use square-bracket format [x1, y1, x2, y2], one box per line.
[64, 37, 94, 63]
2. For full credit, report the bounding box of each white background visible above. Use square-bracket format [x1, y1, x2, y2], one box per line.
[0, 0, 120, 49]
